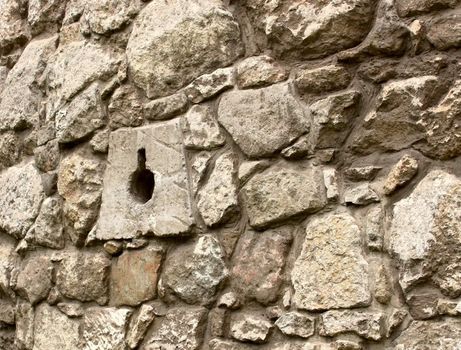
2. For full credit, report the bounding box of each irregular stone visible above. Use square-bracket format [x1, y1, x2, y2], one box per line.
[15, 300, 34, 350]
[95, 121, 194, 240]
[238, 160, 270, 184]
[0, 161, 44, 239]
[90, 129, 110, 153]
[56, 250, 110, 304]
[0, 236, 16, 299]
[34, 140, 60, 172]
[230, 313, 272, 343]
[395, 0, 458, 16]
[0, 330, 15, 350]
[217, 83, 308, 158]
[41, 171, 58, 197]
[243, 166, 326, 229]
[323, 168, 339, 200]
[144, 307, 207, 350]
[0, 36, 57, 131]
[365, 205, 384, 251]
[208, 308, 226, 337]
[82, 0, 140, 34]
[375, 265, 392, 304]
[218, 292, 239, 309]
[383, 155, 418, 194]
[197, 152, 238, 226]
[389, 170, 461, 294]
[143, 92, 188, 121]
[111, 245, 164, 306]
[386, 309, 407, 337]
[103, 241, 123, 256]
[126, 0, 242, 98]
[292, 211, 371, 311]
[319, 310, 384, 341]
[231, 227, 292, 305]
[15, 255, 52, 305]
[0, 131, 21, 169]
[236, 55, 288, 89]
[82, 307, 132, 350]
[407, 294, 438, 320]
[427, 14, 461, 50]
[28, 0, 67, 34]
[0, 0, 28, 54]
[181, 105, 226, 150]
[389, 319, 461, 349]
[190, 151, 213, 194]
[245, 0, 375, 58]
[275, 312, 315, 339]
[57, 302, 84, 317]
[295, 65, 351, 94]
[281, 135, 310, 160]
[184, 67, 234, 103]
[344, 183, 380, 205]
[108, 85, 143, 129]
[57, 152, 104, 245]
[308, 90, 360, 151]
[437, 299, 461, 316]
[126, 304, 156, 349]
[344, 166, 381, 181]
[33, 303, 80, 350]
[160, 235, 228, 305]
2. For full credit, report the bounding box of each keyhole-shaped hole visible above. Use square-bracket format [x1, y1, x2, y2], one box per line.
[129, 148, 155, 203]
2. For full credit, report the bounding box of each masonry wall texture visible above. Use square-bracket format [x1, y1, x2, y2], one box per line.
[0, 0, 461, 349]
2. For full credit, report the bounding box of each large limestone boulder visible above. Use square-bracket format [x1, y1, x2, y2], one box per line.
[126, 0, 243, 98]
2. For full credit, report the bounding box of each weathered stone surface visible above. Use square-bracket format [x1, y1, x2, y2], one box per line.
[126, 0, 242, 98]
[0, 299, 15, 325]
[230, 313, 272, 343]
[181, 105, 226, 150]
[217, 84, 308, 158]
[281, 135, 310, 160]
[427, 14, 461, 50]
[111, 245, 164, 306]
[143, 92, 188, 121]
[28, 0, 67, 34]
[159, 235, 227, 305]
[144, 307, 207, 350]
[190, 151, 213, 194]
[383, 155, 418, 194]
[395, 0, 458, 17]
[275, 312, 315, 339]
[375, 265, 392, 304]
[90, 129, 110, 153]
[0, 0, 28, 54]
[34, 140, 59, 172]
[292, 211, 371, 310]
[82, 307, 132, 350]
[184, 67, 234, 103]
[126, 304, 156, 349]
[197, 152, 238, 226]
[15, 255, 52, 305]
[365, 205, 384, 250]
[407, 294, 438, 320]
[243, 166, 326, 229]
[0, 329, 15, 350]
[33, 303, 80, 350]
[344, 166, 381, 181]
[295, 65, 351, 94]
[0, 131, 21, 169]
[231, 227, 292, 305]
[389, 319, 461, 349]
[0, 161, 44, 238]
[238, 160, 270, 184]
[319, 310, 384, 341]
[57, 152, 104, 245]
[323, 168, 339, 200]
[344, 183, 380, 205]
[108, 85, 143, 129]
[56, 250, 110, 304]
[95, 120, 194, 240]
[15, 300, 34, 350]
[0, 36, 56, 131]
[57, 302, 84, 318]
[236, 55, 288, 89]
[386, 309, 407, 337]
[82, 0, 140, 35]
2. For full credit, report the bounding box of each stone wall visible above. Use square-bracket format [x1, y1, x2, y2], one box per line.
[0, 0, 460, 349]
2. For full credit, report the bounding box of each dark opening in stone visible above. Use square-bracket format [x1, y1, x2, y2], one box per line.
[129, 148, 155, 203]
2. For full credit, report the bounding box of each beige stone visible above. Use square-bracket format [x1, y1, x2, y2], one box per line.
[295, 65, 351, 93]
[236, 55, 288, 89]
[230, 313, 272, 343]
[383, 155, 418, 194]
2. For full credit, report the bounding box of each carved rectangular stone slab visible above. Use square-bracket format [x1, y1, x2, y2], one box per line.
[95, 120, 194, 240]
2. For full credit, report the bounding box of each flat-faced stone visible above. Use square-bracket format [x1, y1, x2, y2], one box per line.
[27, 0, 67, 34]
[236, 55, 288, 89]
[383, 155, 418, 194]
[111, 245, 164, 306]
[126, 304, 156, 349]
[427, 14, 461, 50]
[0, 131, 21, 169]
[108, 85, 144, 129]
[184, 67, 234, 103]
[295, 65, 351, 94]
[143, 92, 188, 121]
[344, 183, 380, 206]
[217, 83, 308, 158]
[0, 161, 44, 239]
[275, 312, 315, 339]
[126, 0, 242, 98]
[242, 166, 326, 229]
[95, 120, 194, 240]
[15, 255, 53, 305]
[230, 313, 272, 344]
[292, 211, 371, 310]
[395, 0, 458, 16]
[15, 300, 34, 350]
[0, 0, 29, 55]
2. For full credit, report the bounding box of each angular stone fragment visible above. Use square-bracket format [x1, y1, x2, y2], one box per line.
[245, 0, 374, 58]
[57, 302, 84, 318]
[218, 84, 308, 158]
[365, 205, 384, 250]
[292, 211, 371, 310]
[344, 166, 381, 181]
[143, 92, 188, 121]
[236, 55, 288, 89]
[111, 245, 164, 306]
[181, 105, 226, 150]
[56, 250, 110, 304]
[108, 85, 143, 129]
[389, 319, 461, 349]
[230, 313, 272, 343]
[160, 235, 227, 305]
[375, 265, 392, 304]
[386, 309, 407, 337]
[0, 161, 44, 238]
[34, 140, 60, 172]
[190, 151, 213, 194]
[0, 0, 29, 54]
[82, 307, 132, 350]
[197, 152, 238, 226]
[58, 152, 104, 244]
[407, 294, 438, 320]
[395, 0, 458, 16]
[208, 308, 226, 337]
[323, 168, 339, 200]
[295, 65, 351, 94]
[15, 300, 34, 350]
[344, 183, 380, 205]
[384, 155, 418, 194]
[231, 227, 292, 305]
[28, 0, 67, 34]
[184, 67, 234, 103]
[15, 255, 53, 305]
[126, 0, 242, 98]
[144, 307, 207, 350]
[126, 304, 156, 349]
[0, 131, 21, 169]
[90, 129, 110, 154]
[0, 236, 16, 299]
[319, 310, 384, 341]
[0, 300, 15, 325]
[0, 36, 57, 131]
[238, 160, 270, 184]
[275, 312, 315, 339]
[427, 14, 461, 50]
[243, 167, 326, 229]
[95, 120, 194, 240]
[33, 303, 80, 350]
[281, 135, 311, 160]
